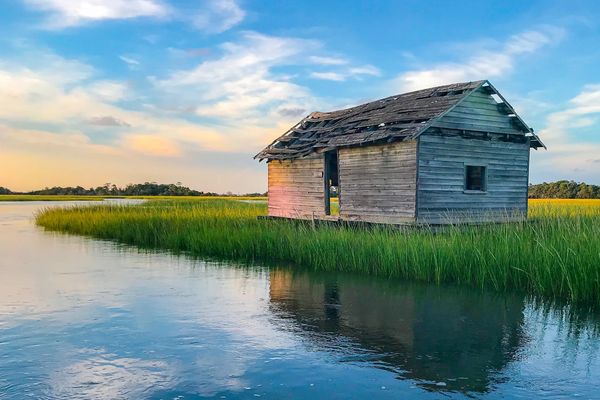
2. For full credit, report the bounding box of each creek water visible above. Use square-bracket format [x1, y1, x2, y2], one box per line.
[0, 201, 599, 399]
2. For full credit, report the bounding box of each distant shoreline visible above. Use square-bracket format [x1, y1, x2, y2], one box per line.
[0, 194, 268, 202]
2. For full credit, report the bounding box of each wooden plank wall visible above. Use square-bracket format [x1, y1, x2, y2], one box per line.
[417, 132, 530, 224]
[268, 154, 325, 219]
[432, 87, 524, 135]
[338, 141, 417, 224]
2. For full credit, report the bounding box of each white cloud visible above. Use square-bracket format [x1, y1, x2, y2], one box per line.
[539, 85, 600, 142]
[310, 64, 380, 82]
[531, 84, 600, 182]
[393, 27, 565, 92]
[0, 50, 260, 157]
[308, 55, 348, 65]
[0, 125, 119, 155]
[348, 65, 380, 76]
[87, 81, 128, 102]
[310, 71, 346, 81]
[24, 0, 246, 33]
[23, 0, 169, 28]
[119, 55, 140, 69]
[0, 32, 385, 191]
[192, 0, 245, 33]
[156, 32, 319, 120]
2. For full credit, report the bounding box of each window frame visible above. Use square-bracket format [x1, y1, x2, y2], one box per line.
[464, 164, 488, 193]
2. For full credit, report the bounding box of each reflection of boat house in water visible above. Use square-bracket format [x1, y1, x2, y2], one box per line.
[269, 270, 527, 394]
[256, 80, 544, 224]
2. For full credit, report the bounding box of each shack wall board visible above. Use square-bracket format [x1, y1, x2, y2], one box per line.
[338, 140, 417, 224]
[268, 154, 325, 219]
[432, 87, 524, 135]
[416, 132, 530, 224]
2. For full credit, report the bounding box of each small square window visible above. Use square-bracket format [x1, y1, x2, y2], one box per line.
[465, 165, 486, 191]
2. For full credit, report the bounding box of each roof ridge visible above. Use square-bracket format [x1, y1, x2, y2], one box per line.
[311, 80, 487, 118]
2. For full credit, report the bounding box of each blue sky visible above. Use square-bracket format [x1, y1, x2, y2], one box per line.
[1, 0, 600, 192]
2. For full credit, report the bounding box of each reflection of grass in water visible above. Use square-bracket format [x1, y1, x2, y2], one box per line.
[36, 198, 600, 305]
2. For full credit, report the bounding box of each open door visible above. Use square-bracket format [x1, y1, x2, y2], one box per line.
[324, 151, 339, 216]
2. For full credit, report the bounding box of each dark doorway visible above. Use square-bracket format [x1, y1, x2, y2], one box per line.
[324, 151, 339, 215]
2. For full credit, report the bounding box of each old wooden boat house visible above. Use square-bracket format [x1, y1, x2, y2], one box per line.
[255, 80, 544, 224]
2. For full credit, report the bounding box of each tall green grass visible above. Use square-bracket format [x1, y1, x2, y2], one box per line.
[36, 199, 600, 305]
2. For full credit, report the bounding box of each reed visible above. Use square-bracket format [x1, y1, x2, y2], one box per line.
[35, 199, 600, 305]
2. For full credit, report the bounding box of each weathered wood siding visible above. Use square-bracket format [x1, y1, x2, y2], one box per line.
[432, 87, 524, 135]
[417, 132, 530, 224]
[268, 154, 325, 219]
[339, 141, 417, 224]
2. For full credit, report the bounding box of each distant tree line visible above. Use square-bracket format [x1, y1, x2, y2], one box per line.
[528, 181, 600, 199]
[5, 180, 597, 198]
[1, 182, 266, 197]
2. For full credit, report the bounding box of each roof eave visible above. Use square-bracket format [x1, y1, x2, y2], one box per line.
[529, 132, 547, 150]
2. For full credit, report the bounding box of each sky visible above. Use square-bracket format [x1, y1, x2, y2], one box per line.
[1, 0, 600, 193]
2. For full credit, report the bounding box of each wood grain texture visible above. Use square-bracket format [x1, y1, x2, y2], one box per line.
[432, 87, 526, 135]
[268, 155, 325, 219]
[416, 132, 530, 224]
[339, 141, 417, 224]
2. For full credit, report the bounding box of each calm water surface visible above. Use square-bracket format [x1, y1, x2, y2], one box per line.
[0, 201, 599, 399]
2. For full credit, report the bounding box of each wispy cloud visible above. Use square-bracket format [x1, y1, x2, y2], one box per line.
[539, 84, 600, 143]
[310, 71, 346, 81]
[119, 55, 140, 69]
[156, 32, 319, 120]
[531, 84, 600, 182]
[0, 49, 255, 158]
[23, 0, 169, 28]
[310, 64, 380, 82]
[22, 0, 245, 33]
[308, 56, 348, 66]
[87, 81, 128, 102]
[191, 0, 245, 33]
[392, 27, 565, 92]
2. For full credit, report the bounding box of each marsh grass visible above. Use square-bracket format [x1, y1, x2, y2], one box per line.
[35, 198, 600, 305]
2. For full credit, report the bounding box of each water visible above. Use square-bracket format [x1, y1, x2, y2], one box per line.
[1, 201, 599, 399]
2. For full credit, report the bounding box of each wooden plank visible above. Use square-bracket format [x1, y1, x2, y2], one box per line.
[338, 141, 417, 221]
[430, 121, 521, 135]
[268, 156, 325, 218]
[439, 115, 516, 130]
[416, 130, 529, 224]
[450, 105, 512, 119]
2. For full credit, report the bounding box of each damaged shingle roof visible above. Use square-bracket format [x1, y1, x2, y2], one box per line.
[256, 81, 489, 161]
[256, 80, 545, 160]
